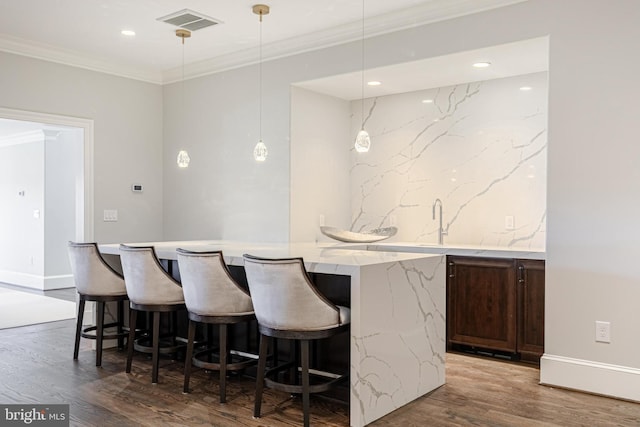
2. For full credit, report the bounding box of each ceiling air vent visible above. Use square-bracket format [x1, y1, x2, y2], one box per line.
[157, 9, 222, 32]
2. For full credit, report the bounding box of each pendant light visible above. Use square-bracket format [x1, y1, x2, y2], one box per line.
[354, 0, 371, 153]
[253, 4, 270, 162]
[176, 29, 191, 168]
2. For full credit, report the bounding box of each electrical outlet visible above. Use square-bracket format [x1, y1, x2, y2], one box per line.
[389, 215, 397, 227]
[505, 215, 515, 230]
[595, 321, 611, 343]
[319, 214, 325, 226]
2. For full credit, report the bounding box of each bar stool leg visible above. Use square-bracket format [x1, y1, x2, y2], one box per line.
[289, 339, 297, 384]
[301, 339, 310, 427]
[254, 334, 269, 418]
[207, 324, 214, 363]
[219, 324, 228, 403]
[73, 298, 86, 360]
[126, 309, 138, 373]
[96, 301, 105, 366]
[151, 312, 161, 384]
[117, 300, 125, 350]
[183, 320, 196, 394]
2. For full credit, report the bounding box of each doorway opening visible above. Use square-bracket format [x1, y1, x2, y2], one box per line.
[0, 107, 93, 291]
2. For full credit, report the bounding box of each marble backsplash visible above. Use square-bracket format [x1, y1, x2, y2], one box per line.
[350, 72, 547, 249]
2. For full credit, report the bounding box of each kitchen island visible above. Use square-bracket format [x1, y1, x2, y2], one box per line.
[100, 241, 446, 427]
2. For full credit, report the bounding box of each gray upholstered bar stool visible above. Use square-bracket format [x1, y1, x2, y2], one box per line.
[243, 254, 350, 427]
[119, 244, 186, 384]
[68, 242, 128, 367]
[177, 249, 256, 402]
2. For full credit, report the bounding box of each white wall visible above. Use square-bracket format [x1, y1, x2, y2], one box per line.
[350, 72, 547, 248]
[0, 52, 164, 245]
[0, 136, 45, 279]
[161, 0, 640, 402]
[290, 87, 352, 242]
[44, 129, 81, 278]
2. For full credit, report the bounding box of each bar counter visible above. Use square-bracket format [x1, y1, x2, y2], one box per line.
[99, 241, 446, 427]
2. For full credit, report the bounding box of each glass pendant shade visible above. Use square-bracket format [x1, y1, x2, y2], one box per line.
[253, 140, 268, 162]
[177, 150, 190, 168]
[354, 129, 371, 153]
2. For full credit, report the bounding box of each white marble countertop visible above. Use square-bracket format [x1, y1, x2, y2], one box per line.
[331, 241, 545, 260]
[99, 240, 441, 273]
[101, 240, 544, 263]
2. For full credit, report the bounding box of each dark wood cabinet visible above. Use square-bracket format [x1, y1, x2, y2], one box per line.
[447, 256, 545, 362]
[516, 259, 545, 362]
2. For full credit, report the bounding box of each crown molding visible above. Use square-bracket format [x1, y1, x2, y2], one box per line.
[0, 0, 526, 86]
[0, 34, 163, 84]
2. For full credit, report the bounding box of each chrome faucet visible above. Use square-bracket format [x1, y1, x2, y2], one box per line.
[432, 198, 448, 245]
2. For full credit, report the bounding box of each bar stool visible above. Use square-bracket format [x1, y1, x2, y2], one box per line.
[119, 244, 186, 384]
[243, 254, 350, 427]
[177, 249, 256, 402]
[68, 242, 128, 367]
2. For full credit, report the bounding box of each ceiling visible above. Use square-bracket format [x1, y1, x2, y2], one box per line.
[295, 37, 548, 100]
[0, 0, 528, 85]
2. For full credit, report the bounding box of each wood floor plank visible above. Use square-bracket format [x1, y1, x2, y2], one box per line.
[1, 294, 639, 426]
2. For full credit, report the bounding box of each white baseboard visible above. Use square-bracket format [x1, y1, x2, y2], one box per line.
[0, 270, 74, 290]
[43, 274, 75, 290]
[540, 354, 640, 402]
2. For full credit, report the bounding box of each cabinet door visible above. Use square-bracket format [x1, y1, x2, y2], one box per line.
[516, 259, 545, 361]
[447, 256, 517, 353]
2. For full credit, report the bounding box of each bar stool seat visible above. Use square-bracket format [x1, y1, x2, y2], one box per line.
[243, 254, 350, 427]
[119, 244, 186, 384]
[68, 242, 128, 367]
[177, 249, 256, 402]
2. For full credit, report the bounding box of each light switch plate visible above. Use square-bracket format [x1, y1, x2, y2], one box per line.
[103, 209, 118, 222]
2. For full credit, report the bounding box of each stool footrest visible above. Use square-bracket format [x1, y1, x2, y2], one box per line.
[134, 335, 186, 355]
[192, 348, 257, 371]
[263, 363, 348, 394]
[80, 323, 129, 340]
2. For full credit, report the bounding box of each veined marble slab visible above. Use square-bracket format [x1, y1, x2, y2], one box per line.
[100, 240, 446, 427]
[350, 72, 548, 250]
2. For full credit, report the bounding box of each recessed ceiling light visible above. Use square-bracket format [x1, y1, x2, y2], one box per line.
[422, 99, 433, 104]
[367, 81, 381, 86]
[121, 30, 136, 36]
[520, 86, 533, 91]
[472, 62, 491, 68]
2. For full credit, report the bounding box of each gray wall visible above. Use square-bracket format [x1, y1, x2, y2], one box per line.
[0, 52, 164, 245]
[160, 0, 640, 401]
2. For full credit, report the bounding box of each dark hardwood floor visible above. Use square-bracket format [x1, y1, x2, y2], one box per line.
[1, 287, 639, 426]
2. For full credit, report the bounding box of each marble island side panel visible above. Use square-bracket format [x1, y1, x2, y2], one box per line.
[351, 254, 446, 426]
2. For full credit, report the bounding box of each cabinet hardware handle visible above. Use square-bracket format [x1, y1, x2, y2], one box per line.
[449, 274, 455, 278]
[518, 279, 525, 284]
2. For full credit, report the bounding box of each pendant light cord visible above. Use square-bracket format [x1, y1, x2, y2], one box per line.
[182, 35, 185, 130]
[259, 11, 263, 141]
[361, 0, 365, 130]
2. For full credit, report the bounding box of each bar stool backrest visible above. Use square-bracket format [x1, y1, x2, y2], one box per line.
[177, 249, 253, 316]
[68, 242, 126, 296]
[119, 244, 184, 305]
[243, 255, 342, 331]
